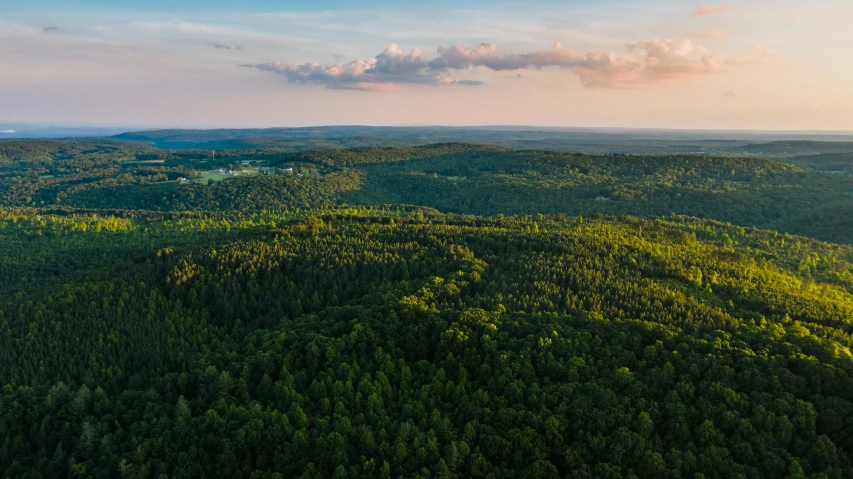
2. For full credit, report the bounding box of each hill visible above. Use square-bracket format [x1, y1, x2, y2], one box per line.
[3, 139, 853, 477]
[112, 126, 853, 158]
[2, 209, 853, 477]
[3, 141, 850, 243]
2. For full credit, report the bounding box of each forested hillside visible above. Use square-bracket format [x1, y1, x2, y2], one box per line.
[2, 209, 853, 478]
[2, 140, 851, 243]
[2, 139, 853, 477]
[111, 126, 853, 157]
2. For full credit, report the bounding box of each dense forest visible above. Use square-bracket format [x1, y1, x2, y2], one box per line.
[111, 126, 853, 157]
[2, 139, 853, 477]
[2, 140, 852, 243]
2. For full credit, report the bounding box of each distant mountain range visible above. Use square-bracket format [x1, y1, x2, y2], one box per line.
[113, 125, 853, 145]
[0, 124, 133, 138]
[109, 126, 853, 158]
[4, 124, 853, 158]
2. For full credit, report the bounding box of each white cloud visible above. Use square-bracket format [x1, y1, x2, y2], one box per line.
[253, 43, 453, 90]
[452, 79, 483, 86]
[253, 38, 730, 90]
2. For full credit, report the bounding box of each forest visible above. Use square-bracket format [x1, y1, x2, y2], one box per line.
[2, 140, 853, 244]
[2, 138, 853, 477]
[111, 126, 853, 157]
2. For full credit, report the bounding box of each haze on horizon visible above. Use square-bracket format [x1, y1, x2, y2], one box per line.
[2, 0, 851, 131]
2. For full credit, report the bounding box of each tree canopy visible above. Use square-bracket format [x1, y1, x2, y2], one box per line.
[2, 140, 853, 477]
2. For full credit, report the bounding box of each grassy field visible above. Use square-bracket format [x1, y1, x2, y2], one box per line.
[191, 170, 257, 184]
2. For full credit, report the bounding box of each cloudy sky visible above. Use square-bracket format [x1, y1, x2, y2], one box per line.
[2, 0, 851, 130]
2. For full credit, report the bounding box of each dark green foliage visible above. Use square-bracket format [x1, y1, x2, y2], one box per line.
[337, 147, 853, 243]
[3, 141, 852, 243]
[2, 210, 853, 477]
[0, 139, 157, 168]
[281, 143, 510, 168]
[110, 126, 853, 157]
[2, 139, 853, 478]
[64, 170, 364, 211]
[785, 153, 853, 173]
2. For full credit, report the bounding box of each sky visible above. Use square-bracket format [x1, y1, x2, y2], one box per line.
[1, 0, 852, 130]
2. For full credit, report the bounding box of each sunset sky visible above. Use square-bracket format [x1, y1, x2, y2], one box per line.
[2, 0, 851, 130]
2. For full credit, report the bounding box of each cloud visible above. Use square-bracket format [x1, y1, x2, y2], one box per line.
[426, 39, 724, 88]
[692, 5, 733, 16]
[43, 26, 59, 32]
[333, 54, 345, 61]
[213, 43, 244, 51]
[0, 130, 16, 134]
[723, 90, 739, 98]
[427, 43, 501, 70]
[253, 43, 452, 91]
[686, 30, 728, 40]
[371, 44, 429, 75]
[252, 39, 747, 90]
[452, 79, 483, 86]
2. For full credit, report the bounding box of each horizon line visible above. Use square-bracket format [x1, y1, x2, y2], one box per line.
[3, 123, 853, 136]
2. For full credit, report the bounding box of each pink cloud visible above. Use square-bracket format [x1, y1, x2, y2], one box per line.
[426, 39, 723, 88]
[594, 39, 722, 87]
[253, 43, 457, 91]
[692, 5, 733, 16]
[252, 38, 754, 90]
